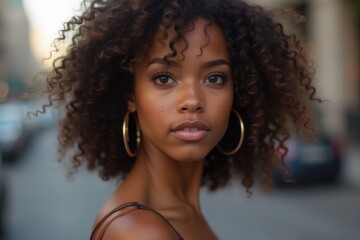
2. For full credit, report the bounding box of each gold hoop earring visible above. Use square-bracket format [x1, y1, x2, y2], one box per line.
[122, 111, 141, 157]
[217, 109, 245, 156]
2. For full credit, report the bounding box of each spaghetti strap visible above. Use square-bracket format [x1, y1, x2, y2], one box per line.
[90, 202, 184, 240]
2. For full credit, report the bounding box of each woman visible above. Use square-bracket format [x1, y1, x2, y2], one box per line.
[42, 0, 319, 239]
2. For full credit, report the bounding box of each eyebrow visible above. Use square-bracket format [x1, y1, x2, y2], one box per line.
[202, 59, 231, 68]
[146, 58, 181, 68]
[146, 58, 231, 69]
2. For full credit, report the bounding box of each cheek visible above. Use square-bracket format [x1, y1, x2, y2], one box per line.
[135, 92, 170, 132]
[216, 104, 231, 126]
[213, 94, 233, 131]
[138, 102, 164, 124]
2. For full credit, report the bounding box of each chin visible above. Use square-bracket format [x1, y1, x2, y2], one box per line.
[171, 148, 211, 162]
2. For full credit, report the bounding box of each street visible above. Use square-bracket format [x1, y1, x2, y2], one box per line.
[2, 127, 360, 240]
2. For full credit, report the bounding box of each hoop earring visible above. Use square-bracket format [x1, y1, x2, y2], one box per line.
[217, 109, 245, 156]
[122, 111, 141, 157]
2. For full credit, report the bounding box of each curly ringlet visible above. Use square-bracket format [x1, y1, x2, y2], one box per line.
[41, 0, 319, 193]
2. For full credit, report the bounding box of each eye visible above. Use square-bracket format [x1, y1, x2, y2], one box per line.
[152, 72, 177, 87]
[204, 73, 228, 85]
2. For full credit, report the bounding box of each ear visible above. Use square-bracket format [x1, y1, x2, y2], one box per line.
[127, 95, 136, 112]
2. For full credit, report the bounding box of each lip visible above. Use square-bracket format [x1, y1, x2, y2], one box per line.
[171, 120, 210, 141]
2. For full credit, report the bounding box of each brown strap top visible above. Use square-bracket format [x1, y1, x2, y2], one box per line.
[90, 202, 184, 240]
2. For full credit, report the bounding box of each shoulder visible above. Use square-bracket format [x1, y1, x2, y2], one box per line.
[99, 207, 178, 240]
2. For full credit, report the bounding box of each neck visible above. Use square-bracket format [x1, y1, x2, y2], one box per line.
[123, 147, 205, 212]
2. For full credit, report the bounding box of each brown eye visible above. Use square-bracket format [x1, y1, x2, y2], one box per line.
[152, 72, 177, 87]
[158, 75, 172, 84]
[204, 73, 227, 85]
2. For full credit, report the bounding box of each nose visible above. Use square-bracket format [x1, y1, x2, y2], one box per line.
[176, 81, 204, 113]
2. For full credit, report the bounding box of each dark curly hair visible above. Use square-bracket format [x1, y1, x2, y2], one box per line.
[41, 0, 319, 192]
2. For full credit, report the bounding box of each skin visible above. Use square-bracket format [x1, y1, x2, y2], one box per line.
[94, 17, 234, 240]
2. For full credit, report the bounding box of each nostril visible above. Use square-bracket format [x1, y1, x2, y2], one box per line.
[178, 103, 203, 113]
[180, 106, 188, 112]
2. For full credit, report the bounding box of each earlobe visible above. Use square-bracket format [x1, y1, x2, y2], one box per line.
[127, 98, 136, 112]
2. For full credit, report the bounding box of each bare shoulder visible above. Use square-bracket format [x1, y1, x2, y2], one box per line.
[100, 208, 178, 240]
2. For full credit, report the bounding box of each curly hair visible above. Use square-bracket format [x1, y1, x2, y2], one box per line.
[41, 0, 319, 192]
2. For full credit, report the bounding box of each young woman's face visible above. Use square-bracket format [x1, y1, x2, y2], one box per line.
[131, 18, 233, 162]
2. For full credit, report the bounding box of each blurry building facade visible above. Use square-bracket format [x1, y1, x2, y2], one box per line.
[254, 0, 360, 142]
[0, 0, 37, 100]
[0, 0, 10, 102]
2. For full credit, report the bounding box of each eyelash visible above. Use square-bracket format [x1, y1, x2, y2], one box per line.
[151, 72, 229, 88]
[204, 72, 228, 85]
[151, 72, 176, 87]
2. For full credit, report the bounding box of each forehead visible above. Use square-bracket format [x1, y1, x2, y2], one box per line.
[146, 17, 230, 61]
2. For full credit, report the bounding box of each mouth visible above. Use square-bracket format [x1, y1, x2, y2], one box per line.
[171, 120, 210, 141]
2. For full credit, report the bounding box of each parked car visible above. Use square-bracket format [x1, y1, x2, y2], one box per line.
[273, 136, 343, 186]
[0, 101, 32, 160]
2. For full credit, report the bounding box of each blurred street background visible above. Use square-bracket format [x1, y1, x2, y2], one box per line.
[0, 0, 359, 239]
